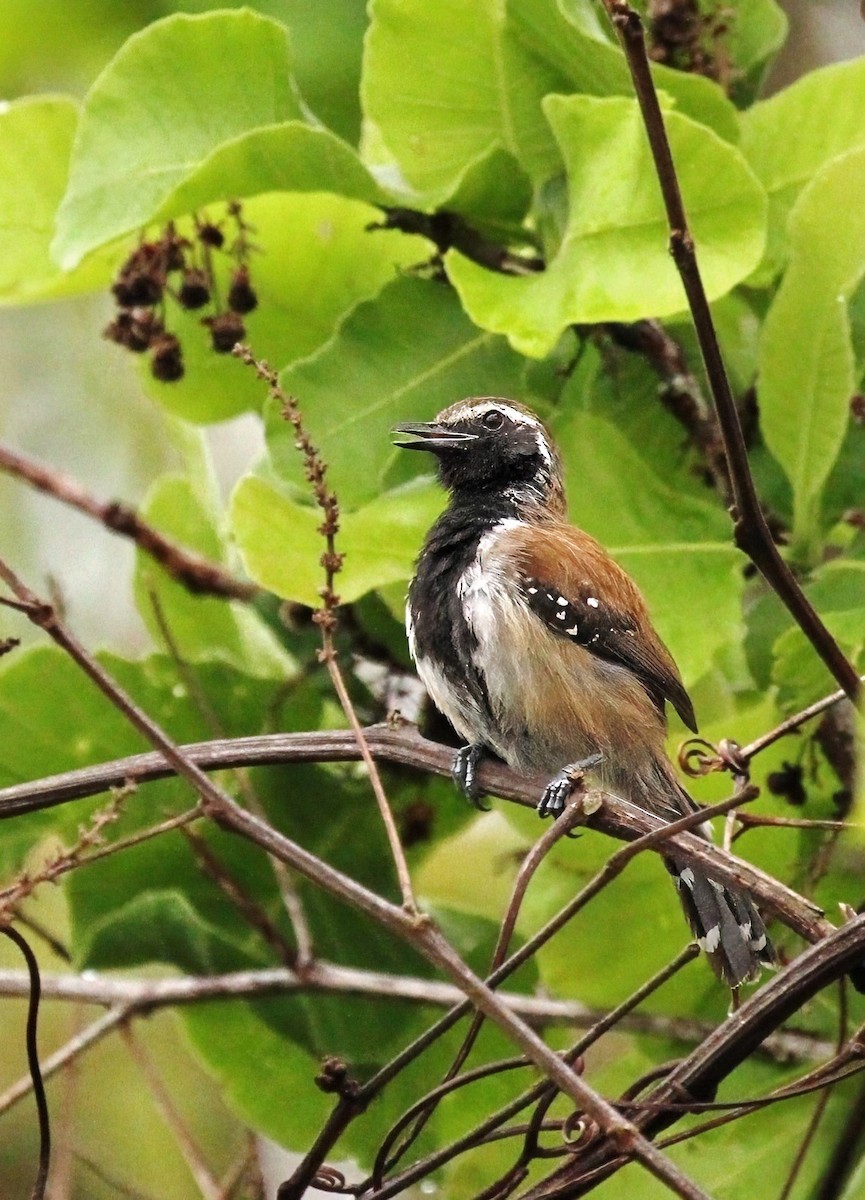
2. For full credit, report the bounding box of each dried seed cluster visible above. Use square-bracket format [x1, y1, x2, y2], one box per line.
[104, 201, 259, 383]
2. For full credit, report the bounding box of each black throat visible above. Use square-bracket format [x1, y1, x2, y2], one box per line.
[409, 492, 520, 712]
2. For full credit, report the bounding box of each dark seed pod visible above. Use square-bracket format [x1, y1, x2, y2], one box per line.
[227, 265, 258, 314]
[104, 309, 165, 353]
[150, 333, 184, 382]
[127, 308, 164, 352]
[112, 271, 163, 308]
[177, 268, 211, 310]
[103, 313, 132, 347]
[205, 312, 245, 353]
[198, 222, 225, 249]
[163, 231, 188, 273]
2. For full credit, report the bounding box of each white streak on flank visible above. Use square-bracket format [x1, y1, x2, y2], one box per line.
[679, 867, 696, 890]
[405, 600, 416, 661]
[751, 933, 767, 952]
[739, 921, 752, 944]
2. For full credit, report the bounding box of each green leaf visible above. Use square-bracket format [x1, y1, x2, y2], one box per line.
[182, 1002, 329, 1149]
[0, 96, 108, 303]
[741, 57, 865, 279]
[229, 475, 443, 607]
[362, 0, 566, 196]
[758, 148, 865, 560]
[268, 0, 368, 144]
[153, 122, 385, 221]
[133, 472, 291, 678]
[78, 889, 244, 974]
[138, 192, 422, 423]
[267, 275, 527, 507]
[53, 10, 303, 267]
[772, 561, 865, 709]
[448, 95, 767, 357]
[0, 647, 283, 871]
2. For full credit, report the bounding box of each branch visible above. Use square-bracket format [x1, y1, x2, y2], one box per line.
[0, 724, 831, 945]
[600, 0, 861, 704]
[371, 207, 544, 275]
[0, 443, 257, 602]
[0, 963, 827, 1059]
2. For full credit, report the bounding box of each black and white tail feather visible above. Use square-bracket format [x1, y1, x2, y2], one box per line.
[655, 771, 773, 987]
[666, 855, 772, 987]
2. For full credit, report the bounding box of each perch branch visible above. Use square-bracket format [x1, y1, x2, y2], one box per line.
[0, 724, 829, 945]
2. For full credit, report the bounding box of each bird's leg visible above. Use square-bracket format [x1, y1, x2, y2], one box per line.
[537, 753, 604, 819]
[452, 743, 489, 809]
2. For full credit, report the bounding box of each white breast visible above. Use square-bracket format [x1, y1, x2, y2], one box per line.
[405, 596, 486, 745]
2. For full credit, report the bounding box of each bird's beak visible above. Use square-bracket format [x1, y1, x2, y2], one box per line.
[392, 422, 478, 452]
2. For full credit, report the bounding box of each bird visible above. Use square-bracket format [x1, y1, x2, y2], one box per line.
[393, 396, 774, 987]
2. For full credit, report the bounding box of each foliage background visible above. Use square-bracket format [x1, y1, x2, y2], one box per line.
[0, 1, 864, 1198]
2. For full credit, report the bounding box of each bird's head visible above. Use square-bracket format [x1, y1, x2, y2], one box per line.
[393, 397, 565, 515]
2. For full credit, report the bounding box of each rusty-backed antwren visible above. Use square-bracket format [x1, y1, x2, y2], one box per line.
[394, 397, 773, 987]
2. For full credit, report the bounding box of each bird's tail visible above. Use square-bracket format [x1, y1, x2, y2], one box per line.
[665, 854, 774, 987]
[636, 756, 775, 988]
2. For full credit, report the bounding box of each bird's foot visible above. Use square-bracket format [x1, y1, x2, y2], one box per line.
[537, 754, 604, 820]
[452, 744, 490, 810]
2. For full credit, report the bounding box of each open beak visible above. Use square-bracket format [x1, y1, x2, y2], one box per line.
[392, 422, 478, 452]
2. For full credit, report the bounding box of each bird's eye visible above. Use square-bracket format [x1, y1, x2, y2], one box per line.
[481, 409, 504, 430]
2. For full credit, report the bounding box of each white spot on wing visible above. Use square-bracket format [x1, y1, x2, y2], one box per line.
[587, 597, 599, 608]
[699, 925, 721, 954]
[679, 867, 696, 890]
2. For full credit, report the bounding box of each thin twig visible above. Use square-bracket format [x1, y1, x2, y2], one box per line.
[360, 948, 702, 1200]
[0, 1004, 132, 1118]
[0, 925, 50, 1199]
[122, 1024, 223, 1200]
[736, 681, 864, 765]
[371, 207, 544, 275]
[183, 827, 298, 965]
[600, 0, 860, 704]
[233, 346, 417, 915]
[0, 443, 257, 602]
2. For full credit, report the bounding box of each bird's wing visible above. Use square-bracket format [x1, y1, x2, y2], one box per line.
[502, 523, 697, 732]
